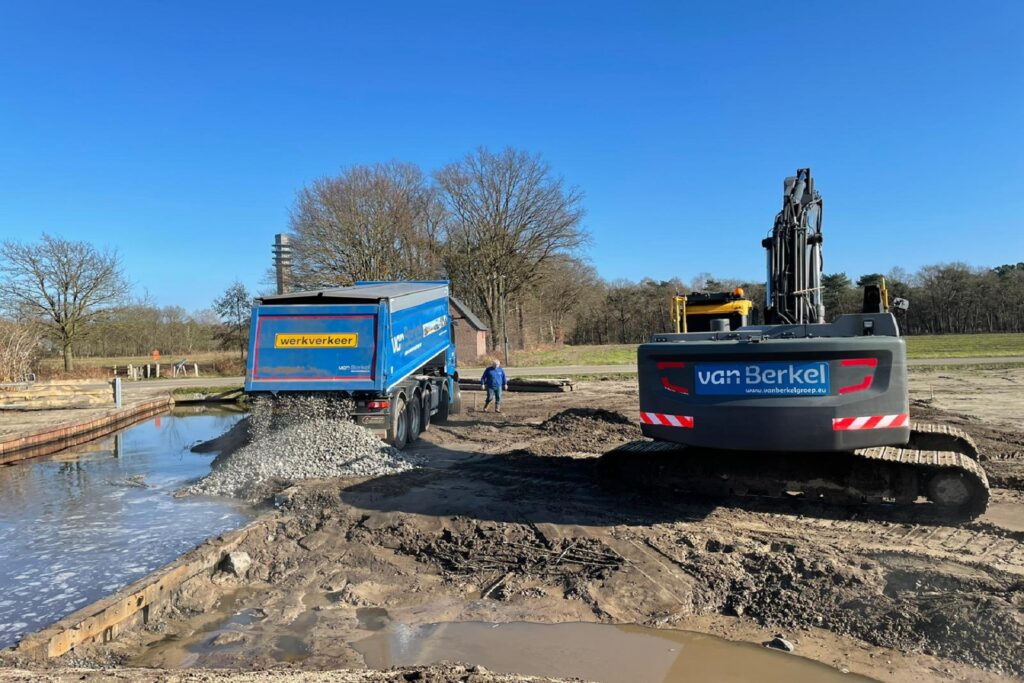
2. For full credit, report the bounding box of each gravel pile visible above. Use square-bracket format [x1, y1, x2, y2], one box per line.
[186, 396, 420, 501]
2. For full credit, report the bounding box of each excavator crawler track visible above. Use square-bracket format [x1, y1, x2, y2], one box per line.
[599, 421, 989, 521]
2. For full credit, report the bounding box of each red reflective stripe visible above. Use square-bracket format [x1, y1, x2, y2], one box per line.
[833, 417, 857, 430]
[660, 376, 689, 394]
[834, 413, 909, 431]
[656, 361, 686, 369]
[640, 412, 693, 428]
[861, 415, 884, 429]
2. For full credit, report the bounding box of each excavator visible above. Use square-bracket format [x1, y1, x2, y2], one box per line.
[601, 169, 989, 519]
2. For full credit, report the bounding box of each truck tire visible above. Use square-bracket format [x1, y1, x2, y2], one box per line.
[435, 386, 451, 424]
[451, 383, 462, 415]
[389, 396, 409, 450]
[419, 390, 431, 433]
[408, 395, 422, 443]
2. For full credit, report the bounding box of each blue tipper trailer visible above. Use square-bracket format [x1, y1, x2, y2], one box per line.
[245, 281, 462, 449]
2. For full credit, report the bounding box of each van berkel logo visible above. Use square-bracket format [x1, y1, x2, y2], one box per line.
[695, 361, 829, 396]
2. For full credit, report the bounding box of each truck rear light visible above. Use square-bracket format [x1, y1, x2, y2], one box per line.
[368, 400, 390, 410]
[838, 358, 877, 395]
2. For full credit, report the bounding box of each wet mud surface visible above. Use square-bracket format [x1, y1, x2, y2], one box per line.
[4, 370, 1024, 682]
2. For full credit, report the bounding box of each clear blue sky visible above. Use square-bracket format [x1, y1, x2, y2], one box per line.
[1, 1, 1021, 311]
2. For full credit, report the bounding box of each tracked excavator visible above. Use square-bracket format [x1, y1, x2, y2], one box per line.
[601, 169, 989, 519]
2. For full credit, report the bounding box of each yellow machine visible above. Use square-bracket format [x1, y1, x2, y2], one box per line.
[672, 288, 754, 333]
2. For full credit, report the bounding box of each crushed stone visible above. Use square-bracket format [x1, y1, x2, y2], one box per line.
[184, 396, 421, 502]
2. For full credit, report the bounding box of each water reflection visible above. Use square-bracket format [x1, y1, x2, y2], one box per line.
[0, 407, 252, 648]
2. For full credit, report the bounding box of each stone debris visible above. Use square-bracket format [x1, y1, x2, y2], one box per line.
[764, 635, 795, 652]
[185, 395, 421, 501]
[220, 551, 252, 578]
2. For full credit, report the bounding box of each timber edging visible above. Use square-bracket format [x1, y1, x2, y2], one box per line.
[5, 518, 268, 659]
[0, 397, 173, 465]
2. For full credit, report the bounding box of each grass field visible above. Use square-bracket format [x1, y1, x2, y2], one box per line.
[38, 333, 1024, 377]
[903, 333, 1024, 358]
[506, 333, 1024, 367]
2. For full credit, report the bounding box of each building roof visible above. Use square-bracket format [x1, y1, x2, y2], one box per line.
[450, 296, 488, 331]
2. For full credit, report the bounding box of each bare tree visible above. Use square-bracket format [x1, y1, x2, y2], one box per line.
[436, 147, 587, 350]
[0, 234, 128, 371]
[529, 256, 599, 344]
[288, 162, 443, 288]
[214, 282, 253, 361]
[0, 319, 43, 382]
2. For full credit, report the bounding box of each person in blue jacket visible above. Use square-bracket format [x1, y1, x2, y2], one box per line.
[480, 359, 508, 412]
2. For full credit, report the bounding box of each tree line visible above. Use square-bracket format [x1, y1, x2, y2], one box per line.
[2, 147, 1021, 377]
[0, 233, 249, 374]
[569, 263, 1024, 346]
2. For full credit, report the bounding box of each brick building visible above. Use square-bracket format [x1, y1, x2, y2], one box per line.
[449, 297, 488, 363]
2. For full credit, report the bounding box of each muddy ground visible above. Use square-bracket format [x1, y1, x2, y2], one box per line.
[5, 369, 1024, 682]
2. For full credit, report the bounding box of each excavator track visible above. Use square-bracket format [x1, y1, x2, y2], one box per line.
[599, 421, 990, 521]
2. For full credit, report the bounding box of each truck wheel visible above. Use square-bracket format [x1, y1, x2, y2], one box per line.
[419, 390, 431, 433]
[389, 397, 409, 450]
[408, 396, 422, 442]
[435, 386, 451, 423]
[451, 383, 462, 415]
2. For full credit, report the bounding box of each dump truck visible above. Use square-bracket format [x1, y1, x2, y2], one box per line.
[245, 281, 461, 449]
[602, 169, 989, 519]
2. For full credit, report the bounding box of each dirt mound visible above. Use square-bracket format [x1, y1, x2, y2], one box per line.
[521, 409, 640, 456]
[540, 408, 635, 431]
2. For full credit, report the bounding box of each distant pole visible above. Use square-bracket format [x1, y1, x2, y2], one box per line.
[273, 233, 293, 294]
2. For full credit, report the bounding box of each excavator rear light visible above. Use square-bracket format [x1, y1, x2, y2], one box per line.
[656, 361, 689, 395]
[838, 358, 878, 395]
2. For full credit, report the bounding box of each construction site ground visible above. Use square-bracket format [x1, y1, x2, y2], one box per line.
[5, 367, 1024, 682]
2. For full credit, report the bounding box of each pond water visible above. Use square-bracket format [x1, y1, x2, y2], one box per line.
[0, 407, 252, 649]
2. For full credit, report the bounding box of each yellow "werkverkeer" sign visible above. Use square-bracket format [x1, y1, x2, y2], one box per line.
[274, 333, 358, 348]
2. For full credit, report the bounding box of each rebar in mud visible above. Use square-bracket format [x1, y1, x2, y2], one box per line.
[599, 422, 990, 521]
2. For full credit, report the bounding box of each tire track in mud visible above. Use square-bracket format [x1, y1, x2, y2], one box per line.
[625, 515, 1024, 676]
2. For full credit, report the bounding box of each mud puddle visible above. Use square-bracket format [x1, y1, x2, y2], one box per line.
[0, 407, 253, 648]
[354, 620, 875, 683]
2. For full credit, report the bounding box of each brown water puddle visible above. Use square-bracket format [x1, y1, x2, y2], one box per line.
[353, 620, 877, 683]
[133, 596, 874, 681]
